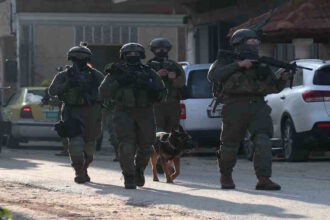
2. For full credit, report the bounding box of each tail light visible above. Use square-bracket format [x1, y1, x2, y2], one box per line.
[316, 122, 330, 129]
[179, 103, 186, 120]
[20, 106, 33, 119]
[302, 90, 330, 102]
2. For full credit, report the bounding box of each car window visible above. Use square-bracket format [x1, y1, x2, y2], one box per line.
[292, 69, 303, 87]
[313, 66, 330, 85]
[26, 89, 45, 103]
[6, 91, 21, 106]
[187, 69, 212, 98]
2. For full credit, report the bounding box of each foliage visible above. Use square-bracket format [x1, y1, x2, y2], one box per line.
[0, 207, 12, 220]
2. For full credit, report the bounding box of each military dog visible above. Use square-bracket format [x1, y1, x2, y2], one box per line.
[150, 126, 198, 183]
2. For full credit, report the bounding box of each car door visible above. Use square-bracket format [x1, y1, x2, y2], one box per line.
[181, 67, 221, 131]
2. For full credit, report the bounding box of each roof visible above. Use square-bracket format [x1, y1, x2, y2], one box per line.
[229, 0, 330, 42]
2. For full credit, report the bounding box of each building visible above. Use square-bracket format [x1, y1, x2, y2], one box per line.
[0, 0, 186, 89]
[179, 0, 330, 64]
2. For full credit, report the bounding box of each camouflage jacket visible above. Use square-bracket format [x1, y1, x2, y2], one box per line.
[147, 57, 186, 102]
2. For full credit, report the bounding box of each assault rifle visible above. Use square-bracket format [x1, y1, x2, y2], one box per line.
[217, 49, 313, 88]
[149, 58, 177, 75]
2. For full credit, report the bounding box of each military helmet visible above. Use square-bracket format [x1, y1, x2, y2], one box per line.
[119, 43, 146, 59]
[230, 29, 258, 46]
[67, 42, 92, 61]
[149, 37, 172, 52]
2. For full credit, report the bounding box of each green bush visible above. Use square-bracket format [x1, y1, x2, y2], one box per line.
[0, 207, 12, 220]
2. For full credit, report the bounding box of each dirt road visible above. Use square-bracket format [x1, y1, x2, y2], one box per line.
[0, 148, 330, 219]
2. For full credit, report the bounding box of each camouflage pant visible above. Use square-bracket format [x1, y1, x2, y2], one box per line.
[105, 110, 119, 156]
[153, 101, 180, 132]
[113, 106, 155, 176]
[219, 99, 273, 177]
[69, 136, 96, 165]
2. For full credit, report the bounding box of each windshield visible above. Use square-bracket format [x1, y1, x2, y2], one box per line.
[313, 66, 330, 85]
[187, 69, 212, 99]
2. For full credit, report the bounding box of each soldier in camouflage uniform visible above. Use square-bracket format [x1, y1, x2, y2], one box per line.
[147, 38, 186, 132]
[49, 42, 104, 184]
[99, 43, 166, 189]
[208, 29, 289, 190]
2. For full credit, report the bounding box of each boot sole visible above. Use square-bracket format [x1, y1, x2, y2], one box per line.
[221, 185, 236, 189]
[256, 186, 281, 190]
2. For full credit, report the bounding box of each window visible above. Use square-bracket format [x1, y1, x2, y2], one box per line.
[313, 66, 330, 85]
[187, 69, 212, 98]
[25, 89, 45, 103]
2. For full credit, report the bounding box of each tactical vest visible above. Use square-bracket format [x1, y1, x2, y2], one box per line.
[60, 67, 99, 106]
[113, 64, 154, 108]
[222, 64, 278, 96]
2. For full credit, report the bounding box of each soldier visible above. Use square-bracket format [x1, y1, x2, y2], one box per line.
[49, 42, 104, 184]
[147, 38, 186, 132]
[208, 29, 289, 190]
[99, 43, 166, 189]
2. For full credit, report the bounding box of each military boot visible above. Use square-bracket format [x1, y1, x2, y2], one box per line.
[256, 176, 281, 190]
[220, 175, 235, 189]
[83, 161, 91, 182]
[135, 168, 145, 187]
[72, 162, 88, 184]
[123, 173, 136, 189]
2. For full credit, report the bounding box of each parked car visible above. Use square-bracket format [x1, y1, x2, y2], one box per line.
[242, 59, 330, 161]
[180, 64, 222, 144]
[2, 87, 104, 150]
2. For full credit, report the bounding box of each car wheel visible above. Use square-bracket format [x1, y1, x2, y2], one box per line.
[6, 135, 19, 148]
[282, 118, 309, 162]
[242, 132, 254, 161]
[96, 132, 103, 151]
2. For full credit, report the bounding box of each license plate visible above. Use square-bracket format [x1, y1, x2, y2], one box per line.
[207, 109, 221, 118]
[45, 112, 58, 119]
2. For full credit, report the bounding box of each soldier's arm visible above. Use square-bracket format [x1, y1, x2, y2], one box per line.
[48, 72, 70, 96]
[151, 70, 167, 102]
[98, 73, 119, 99]
[207, 59, 239, 83]
[171, 63, 186, 88]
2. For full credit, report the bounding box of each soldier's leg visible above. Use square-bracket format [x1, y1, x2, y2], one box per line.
[83, 139, 96, 182]
[134, 107, 156, 187]
[164, 101, 180, 132]
[113, 110, 137, 189]
[248, 102, 280, 190]
[153, 103, 166, 132]
[108, 114, 119, 161]
[68, 135, 87, 184]
[219, 102, 250, 189]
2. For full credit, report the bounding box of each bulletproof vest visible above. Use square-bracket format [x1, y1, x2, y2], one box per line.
[114, 63, 154, 108]
[223, 63, 279, 96]
[61, 67, 99, 106]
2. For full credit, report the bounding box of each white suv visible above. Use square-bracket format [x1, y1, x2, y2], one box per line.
[243, 59, 330, 161]
[179, 64, 222, 144]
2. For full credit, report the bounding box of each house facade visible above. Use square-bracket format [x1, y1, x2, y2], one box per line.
[0, 0, 186, 89]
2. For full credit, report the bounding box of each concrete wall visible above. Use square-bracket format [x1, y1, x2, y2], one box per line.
[0, 0, 11, 37]
[137, 26, 181, 62]
[28, 24, 184, 85]
[33, 25, 74, 84]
